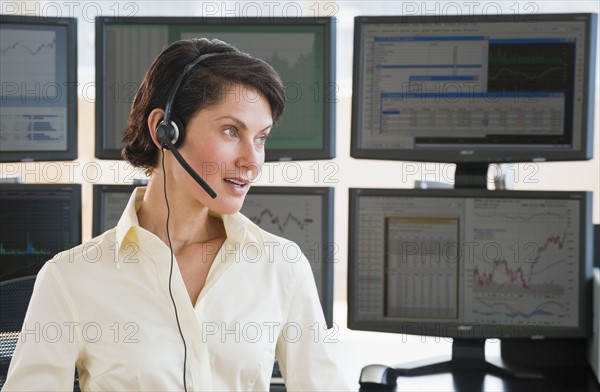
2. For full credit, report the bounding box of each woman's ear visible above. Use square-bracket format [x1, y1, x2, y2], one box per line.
[148, 108, 165, 149]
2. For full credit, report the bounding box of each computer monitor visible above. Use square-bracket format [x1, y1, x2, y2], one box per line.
[95, 16, 336, 162]
[348, 188, 593, 377]
[0, 15, 78, 162]
[351, 13, 597, 164]
[595, 224, 600, 268]
[241, 186, 334, 327]
[0, 184, 81, 281]
[92, 184, 137, 237]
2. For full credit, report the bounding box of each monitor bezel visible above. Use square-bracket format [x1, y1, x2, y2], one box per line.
[245, 186, 335, 327]
[95, 16, 336, 162]
[0, 183, 82, 281]
[347, 187, 593, 339]
[92, 184, 137, 237]
[0, 15, 78, 162]
[350, 13, 597, 163]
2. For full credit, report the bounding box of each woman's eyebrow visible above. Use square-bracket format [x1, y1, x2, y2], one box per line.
[215, 115, 272, 132]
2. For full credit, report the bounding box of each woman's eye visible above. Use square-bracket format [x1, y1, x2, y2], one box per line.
[256, 134, 269, 145]
[223, 127, 238, 138]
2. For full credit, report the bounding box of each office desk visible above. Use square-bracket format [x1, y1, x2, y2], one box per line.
[359, 365, 599, 392]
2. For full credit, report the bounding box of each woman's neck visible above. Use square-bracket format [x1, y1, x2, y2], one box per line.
[137, 175, 226, 250]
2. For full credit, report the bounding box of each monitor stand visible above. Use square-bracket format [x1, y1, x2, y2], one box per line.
[395, 338, 543, 379]
[454, 162, 490, 189]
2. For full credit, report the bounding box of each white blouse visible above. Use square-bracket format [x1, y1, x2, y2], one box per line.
[4, 188, 350, 391]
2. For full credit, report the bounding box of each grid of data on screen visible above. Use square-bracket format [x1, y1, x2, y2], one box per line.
[357, 19, 587, 150]
[356, 195, 581, 327]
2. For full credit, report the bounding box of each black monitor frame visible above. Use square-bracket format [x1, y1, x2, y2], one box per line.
[95, 16, 336, 162]
[348, 187, 593, 378]
[0, 183, 81, 281]
[0, 15, 78, 162]
[351, 13, 597, 164]
[92, 184, 137, 237]
[348, 187, 593, 339]
[243, 186, 335, 327]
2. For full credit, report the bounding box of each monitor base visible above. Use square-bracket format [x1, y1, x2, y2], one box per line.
[395, 338, 543, 380]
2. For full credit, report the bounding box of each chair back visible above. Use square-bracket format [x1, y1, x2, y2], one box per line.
[0, 275, 37, 388]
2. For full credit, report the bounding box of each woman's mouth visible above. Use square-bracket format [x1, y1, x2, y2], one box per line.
[223, 177, 249, 193]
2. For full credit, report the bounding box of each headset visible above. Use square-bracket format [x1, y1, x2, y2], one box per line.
[155, 52, 221, 199]
[155, 52, 221, 391]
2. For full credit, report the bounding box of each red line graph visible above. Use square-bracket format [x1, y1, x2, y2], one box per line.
[473, 232, 566, 291]
[539, 233, 566, 252]
[474, 259, 529, 289]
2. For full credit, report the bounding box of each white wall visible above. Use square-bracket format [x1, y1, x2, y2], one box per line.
[1, 1, 598, 388]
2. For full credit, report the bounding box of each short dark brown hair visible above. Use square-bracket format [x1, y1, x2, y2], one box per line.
[121, 38, 285, 173]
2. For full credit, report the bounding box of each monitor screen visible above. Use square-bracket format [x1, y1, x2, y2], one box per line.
[0, 184, 81, 281]
[92, 184, 137, 237]
[241, 186, 334, 326]
[351, 13, 597, 163]
[0, 15, 78, 162]
[348, 188, 593, 339]
[95, 16, 336, 162]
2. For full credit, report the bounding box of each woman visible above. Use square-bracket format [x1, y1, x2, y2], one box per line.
[4, 38, 349, 391]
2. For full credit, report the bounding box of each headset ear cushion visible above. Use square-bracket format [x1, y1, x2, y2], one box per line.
[155, 116, 186, 148]
[155, 119, 172, 147]
[170, 116, 186, 148]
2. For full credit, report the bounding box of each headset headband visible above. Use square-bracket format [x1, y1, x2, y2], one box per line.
[162, 52, 221, 125]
